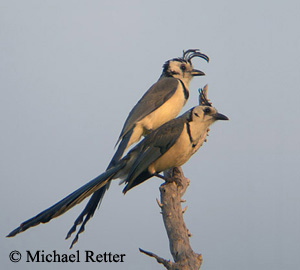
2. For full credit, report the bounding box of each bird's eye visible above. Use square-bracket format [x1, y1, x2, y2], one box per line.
[180, 64, 186, 71]
[203, 107, 211, 114]
[194, 112, 199, 117]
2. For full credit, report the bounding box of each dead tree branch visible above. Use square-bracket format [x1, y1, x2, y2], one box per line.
[140, 167, 202, 270]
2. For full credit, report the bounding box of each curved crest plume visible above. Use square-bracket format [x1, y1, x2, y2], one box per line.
[198, 84, 212, 106]
[182, 49, 209, 63]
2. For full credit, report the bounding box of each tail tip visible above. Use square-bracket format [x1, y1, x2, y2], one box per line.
[6, 227, 21, 238]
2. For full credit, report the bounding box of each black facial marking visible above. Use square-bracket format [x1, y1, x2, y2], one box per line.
[178, 79, 189, 100]
[186, 123, 193, 143]
[162, 58, 188, 77]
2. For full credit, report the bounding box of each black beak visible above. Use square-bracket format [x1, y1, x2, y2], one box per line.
[213, 112, 229, 121]
[191, 69, 205, 76]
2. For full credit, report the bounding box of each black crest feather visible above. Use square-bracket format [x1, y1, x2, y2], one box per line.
[198, 84, 212, 106]
[162, 49, 209, 73]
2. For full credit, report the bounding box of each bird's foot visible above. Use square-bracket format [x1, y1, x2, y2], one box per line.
[155, 171, 183, 188]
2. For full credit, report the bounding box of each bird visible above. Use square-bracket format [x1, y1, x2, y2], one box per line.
[111, 49, 209, 166]
[7, 86, 228, 248]
[62, 49, 209, 244]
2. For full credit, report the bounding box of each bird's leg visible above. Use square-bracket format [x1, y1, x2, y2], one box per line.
[155, 168, 184, 187]
[154, 172, 177, 184]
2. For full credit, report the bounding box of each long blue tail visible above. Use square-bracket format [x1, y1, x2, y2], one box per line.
[6, 164, 123, 241]
[65, 129, 134, 248]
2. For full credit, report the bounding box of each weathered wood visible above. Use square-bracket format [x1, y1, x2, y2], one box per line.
[140, 167, 202, 269]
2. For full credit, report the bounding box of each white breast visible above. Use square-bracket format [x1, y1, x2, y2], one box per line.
[137, 83, 187, 134]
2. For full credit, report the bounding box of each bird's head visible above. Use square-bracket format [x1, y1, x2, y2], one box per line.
[184, 102, 228, 155]
[161, 49, 209, 85]
[190, 105, 229, 126]
[187, 85, 228, 133]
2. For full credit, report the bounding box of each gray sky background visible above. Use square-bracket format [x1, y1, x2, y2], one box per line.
[1, 1, 300, 269]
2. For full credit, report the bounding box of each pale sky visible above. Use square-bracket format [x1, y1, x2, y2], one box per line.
[1, 1, 300, 269]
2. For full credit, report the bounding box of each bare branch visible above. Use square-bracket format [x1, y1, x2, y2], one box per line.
[139, 248, 173, 269]
[140, 167, 203, 269]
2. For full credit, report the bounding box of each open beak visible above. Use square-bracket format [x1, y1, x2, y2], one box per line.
[191, 69, 205, 76]
[213, 112, 229, 121]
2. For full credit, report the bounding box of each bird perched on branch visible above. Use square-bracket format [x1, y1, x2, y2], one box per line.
[60, 49, 209, 244]
[7, 86, 228, 248]
[110, 49, 209, 167]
